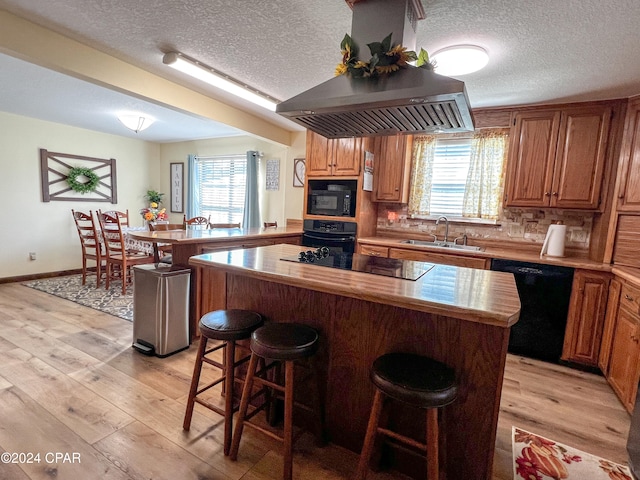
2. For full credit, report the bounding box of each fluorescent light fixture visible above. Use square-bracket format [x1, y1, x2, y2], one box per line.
[431, 45, 489, 76]
[118, 114, 155, 133]
[162, 52, 278, 111]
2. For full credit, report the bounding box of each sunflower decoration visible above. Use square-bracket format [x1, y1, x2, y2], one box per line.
[335, 33, 434, 78]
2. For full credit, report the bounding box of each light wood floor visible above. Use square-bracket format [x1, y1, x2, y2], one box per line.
[0, 282, 631, 480]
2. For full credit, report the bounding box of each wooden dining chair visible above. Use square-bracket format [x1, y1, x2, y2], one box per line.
[184, 215, 210, 228]
[102, 209, 130, 227]
[98, 211, 154, 293]
[263, 221, 278, 228]
[71, 209, 105, 287]
[210, 222, 241, 228]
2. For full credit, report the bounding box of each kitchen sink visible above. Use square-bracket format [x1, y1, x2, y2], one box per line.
[400, 239, 484, 252]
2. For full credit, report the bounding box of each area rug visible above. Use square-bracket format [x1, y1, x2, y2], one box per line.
[23, 274, 133, 321]
[512, 426, 632, 480]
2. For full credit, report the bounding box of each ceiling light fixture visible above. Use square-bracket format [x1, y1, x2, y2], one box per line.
[118, 114, 155, 133]
[431, 45, 489, 76]
[162, 52, 279, 111]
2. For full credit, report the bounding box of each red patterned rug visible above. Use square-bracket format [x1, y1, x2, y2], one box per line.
[512, 427, 632, 480]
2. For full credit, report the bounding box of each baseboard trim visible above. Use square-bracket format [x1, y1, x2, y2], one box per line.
[0, 269, 83, 284]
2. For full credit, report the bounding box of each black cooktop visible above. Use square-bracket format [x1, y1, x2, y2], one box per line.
[281, 250, 434, 281]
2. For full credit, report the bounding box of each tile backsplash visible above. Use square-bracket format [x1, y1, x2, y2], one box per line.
[377, 205, 593, 251]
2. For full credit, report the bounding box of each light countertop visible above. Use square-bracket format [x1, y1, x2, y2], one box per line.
[358, 236, 611, 271]
[189, 243, 521, 328]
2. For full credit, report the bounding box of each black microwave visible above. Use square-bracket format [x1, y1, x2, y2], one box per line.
[308, 189, 355, 217]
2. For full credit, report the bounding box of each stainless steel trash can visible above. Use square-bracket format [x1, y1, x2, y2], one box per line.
[132, 264, 190, 357]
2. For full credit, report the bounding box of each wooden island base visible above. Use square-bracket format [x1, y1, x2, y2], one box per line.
[193, 244, 519, 480]
[224, 276, 509, 479]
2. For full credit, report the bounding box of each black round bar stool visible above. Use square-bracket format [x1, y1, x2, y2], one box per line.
[183, 309, 263, 456]
[229, 322, 324, 480]
[355, 352, 458, 480]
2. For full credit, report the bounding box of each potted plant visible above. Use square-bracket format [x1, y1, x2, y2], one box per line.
[145, 189, 164, 205]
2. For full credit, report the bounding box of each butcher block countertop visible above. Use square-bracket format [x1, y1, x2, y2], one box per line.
[358, 235, 611, 271]
[189, 243, 521, 328]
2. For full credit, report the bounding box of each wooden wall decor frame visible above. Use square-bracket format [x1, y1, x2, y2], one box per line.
[40, 149, 117, 203]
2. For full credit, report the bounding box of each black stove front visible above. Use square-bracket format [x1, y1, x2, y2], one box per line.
[301, 219, 357, 254]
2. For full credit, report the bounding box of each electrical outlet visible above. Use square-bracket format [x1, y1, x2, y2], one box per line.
[571, 230, 588, 243]
[29, 252, 36, 260]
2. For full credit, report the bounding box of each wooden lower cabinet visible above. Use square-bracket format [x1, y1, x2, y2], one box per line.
[608, 308, 640, 412]
[388, 247, 490, 269]
[604, 278, 640, 412]
[561, 270, 610, 366]
[359, 244, 389, 257]
[599, 278, 622, 373]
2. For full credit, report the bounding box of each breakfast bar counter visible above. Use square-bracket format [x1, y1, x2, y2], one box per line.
[189, 243, 520, 480]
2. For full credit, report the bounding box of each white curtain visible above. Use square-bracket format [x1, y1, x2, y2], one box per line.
[408, 135, 437, 216]
[462, 130, 509, 219]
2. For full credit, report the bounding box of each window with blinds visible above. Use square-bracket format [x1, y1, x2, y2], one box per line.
[430, 138, 472, 216]
[193, 155, 246, 224]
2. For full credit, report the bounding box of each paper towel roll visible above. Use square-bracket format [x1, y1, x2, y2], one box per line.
[540, 224, 567, 257]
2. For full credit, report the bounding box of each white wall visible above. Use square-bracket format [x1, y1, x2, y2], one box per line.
[0, 112, 306, 280]
[0, 111, 160, 279]
[158, 132, 306, 226]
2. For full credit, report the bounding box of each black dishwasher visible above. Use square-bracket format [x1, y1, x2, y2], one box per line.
[491, 259, 574, 363]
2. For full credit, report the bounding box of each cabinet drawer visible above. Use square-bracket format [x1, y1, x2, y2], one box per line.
[360, 245, 389, 257]
[621, 282, 640, 315]
[388, 248, 489, 269]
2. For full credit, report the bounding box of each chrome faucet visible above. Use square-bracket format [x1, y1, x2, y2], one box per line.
[436, 216, 449, 243]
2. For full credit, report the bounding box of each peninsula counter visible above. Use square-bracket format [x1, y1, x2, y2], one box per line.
[128, 226, 302, 332]
[189, 243, 520, 480]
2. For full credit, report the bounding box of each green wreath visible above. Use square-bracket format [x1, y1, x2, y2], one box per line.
[67, 167, 100, 194]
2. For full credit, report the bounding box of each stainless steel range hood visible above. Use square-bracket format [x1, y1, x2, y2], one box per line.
[276, 0, 475, 139]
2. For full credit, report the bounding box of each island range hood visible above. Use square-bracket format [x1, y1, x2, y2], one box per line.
[276, 0, 475, 139]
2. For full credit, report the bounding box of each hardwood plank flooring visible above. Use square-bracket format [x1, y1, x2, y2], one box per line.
[0, 282, 632, 480]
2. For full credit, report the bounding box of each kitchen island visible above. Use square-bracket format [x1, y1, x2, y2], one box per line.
[189, 243, 520, 480]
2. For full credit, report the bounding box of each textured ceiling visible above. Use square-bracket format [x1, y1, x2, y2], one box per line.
[2, 0, 640, 142]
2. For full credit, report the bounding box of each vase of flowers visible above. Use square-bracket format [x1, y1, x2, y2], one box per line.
[140, 202, 168, 223]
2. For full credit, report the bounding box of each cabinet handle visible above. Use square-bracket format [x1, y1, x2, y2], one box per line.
[625, 294, 635, 302]
[369, 252, 380, 256]
[619, 194, 625, 199]
[545, 192, 551, 196]
[552, 192, 558, 196]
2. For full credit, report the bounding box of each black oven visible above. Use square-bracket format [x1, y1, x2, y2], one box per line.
[302, 219, 357, 254]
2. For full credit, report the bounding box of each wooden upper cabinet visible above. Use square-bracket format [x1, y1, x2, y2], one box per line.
[505, 110, 560, 207]
[372, 135, 413, 202]
[305, 131, 361, 177]
[505, 105, 612, 210]
[306, 130, 331, 176]
[617, 99, 640, 211]
[561, 269, 610, 366]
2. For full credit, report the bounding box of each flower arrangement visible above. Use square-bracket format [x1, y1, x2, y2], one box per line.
[140, 202, 168, 223]
[335, 33, 434, 78]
